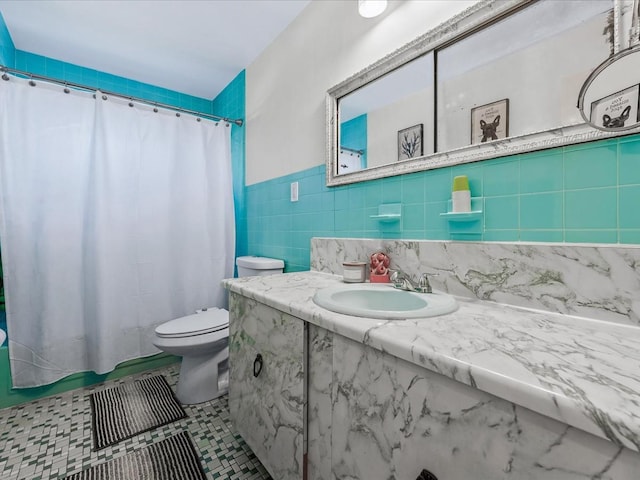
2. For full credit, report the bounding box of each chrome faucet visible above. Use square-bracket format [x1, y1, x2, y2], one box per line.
[389, 270, 432, 294]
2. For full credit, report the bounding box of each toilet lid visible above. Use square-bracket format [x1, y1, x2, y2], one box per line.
[155, 309, 229, 338]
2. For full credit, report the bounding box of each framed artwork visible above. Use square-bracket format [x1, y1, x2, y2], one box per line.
[397, 124, 424, 161]
[471, 99, 509, 144]
[590, 85, 640, 129]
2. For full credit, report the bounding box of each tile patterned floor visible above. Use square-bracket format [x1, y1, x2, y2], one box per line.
[0, 364, 273, 480]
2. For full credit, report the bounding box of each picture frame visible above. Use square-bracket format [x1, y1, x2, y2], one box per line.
[471, 99, 509, 144]
[397, 124, 424, 161]
[589, 85, 640, 129]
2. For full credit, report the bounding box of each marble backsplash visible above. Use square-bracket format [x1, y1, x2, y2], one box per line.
[311, 238, 640, 326]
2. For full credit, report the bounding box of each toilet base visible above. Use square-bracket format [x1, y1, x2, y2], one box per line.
[176, 346, 229, 404]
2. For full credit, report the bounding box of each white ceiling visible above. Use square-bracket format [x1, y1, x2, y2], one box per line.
[0, 0, 310, 99]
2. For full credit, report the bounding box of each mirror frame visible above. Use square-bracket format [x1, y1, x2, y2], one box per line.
[325, 0, 638, 187]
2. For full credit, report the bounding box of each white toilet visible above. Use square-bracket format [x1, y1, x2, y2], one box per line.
[153, 255, 284, 404]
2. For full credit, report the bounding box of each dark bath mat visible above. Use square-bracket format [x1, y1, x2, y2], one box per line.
[64, 431, 205, 480]
[90, 375, 186, 450]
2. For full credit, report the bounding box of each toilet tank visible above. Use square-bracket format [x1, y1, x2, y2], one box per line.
[236, 256, 284, 277]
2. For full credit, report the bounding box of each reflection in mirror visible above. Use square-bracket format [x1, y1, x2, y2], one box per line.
[578, 45, 640, 131]
[338, 53, 433, 175]
[338, 145, 364, 175]
[326, 0, 637, 187]
[437, 0, 613, 151]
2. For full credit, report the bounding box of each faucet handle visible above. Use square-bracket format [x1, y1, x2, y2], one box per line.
[417, 273, 433, 293]
[389, 270, 403, 287]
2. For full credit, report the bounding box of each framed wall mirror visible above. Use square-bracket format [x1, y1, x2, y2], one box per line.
[326, 0, 640, 187]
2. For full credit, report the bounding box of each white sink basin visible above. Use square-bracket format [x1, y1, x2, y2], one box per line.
[313, 283, 458, 320]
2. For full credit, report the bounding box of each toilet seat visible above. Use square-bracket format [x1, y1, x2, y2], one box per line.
[155, 309, 229, 338]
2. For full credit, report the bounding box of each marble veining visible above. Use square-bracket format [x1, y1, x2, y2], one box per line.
[227, 292, 305, 480]
[222, 271, 640, 453]
[307, 325, 333, 480]
[330, 333, 640, 479]
[311, 238, 640, 326]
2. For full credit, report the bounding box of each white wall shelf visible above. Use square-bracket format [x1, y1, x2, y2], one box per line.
[440, 197, 483, 223]
[370, 203, 401, 222]
[440, 210, 482, 222]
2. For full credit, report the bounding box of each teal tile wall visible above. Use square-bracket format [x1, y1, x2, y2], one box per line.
[247, 135, 640, 272]
[247, 166, 332, 272]
[0, 11, 15, 67]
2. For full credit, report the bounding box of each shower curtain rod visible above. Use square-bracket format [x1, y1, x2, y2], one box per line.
[0, 65, 244, 127]
[340, 145, 364, 155]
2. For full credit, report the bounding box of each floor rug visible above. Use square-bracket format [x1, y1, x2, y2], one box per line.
[90, 375, 186, 450]
[64, 431, 206, 480]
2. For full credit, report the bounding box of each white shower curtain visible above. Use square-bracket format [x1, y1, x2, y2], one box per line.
[0, 76, 235, 388]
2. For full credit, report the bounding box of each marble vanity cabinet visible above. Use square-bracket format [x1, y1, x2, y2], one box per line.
[227, 284, 640, 480]
[308, 325, 640, 480]
[227, 292, 305, 480]
[224, 237, 640, 480]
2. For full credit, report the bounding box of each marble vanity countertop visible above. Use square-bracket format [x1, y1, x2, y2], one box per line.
[222, 271, 640, 452]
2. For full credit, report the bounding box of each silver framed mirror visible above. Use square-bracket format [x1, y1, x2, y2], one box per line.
[326, 0, 638, 187]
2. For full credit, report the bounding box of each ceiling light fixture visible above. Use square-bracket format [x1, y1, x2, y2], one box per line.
[358, 0, 388, 18]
